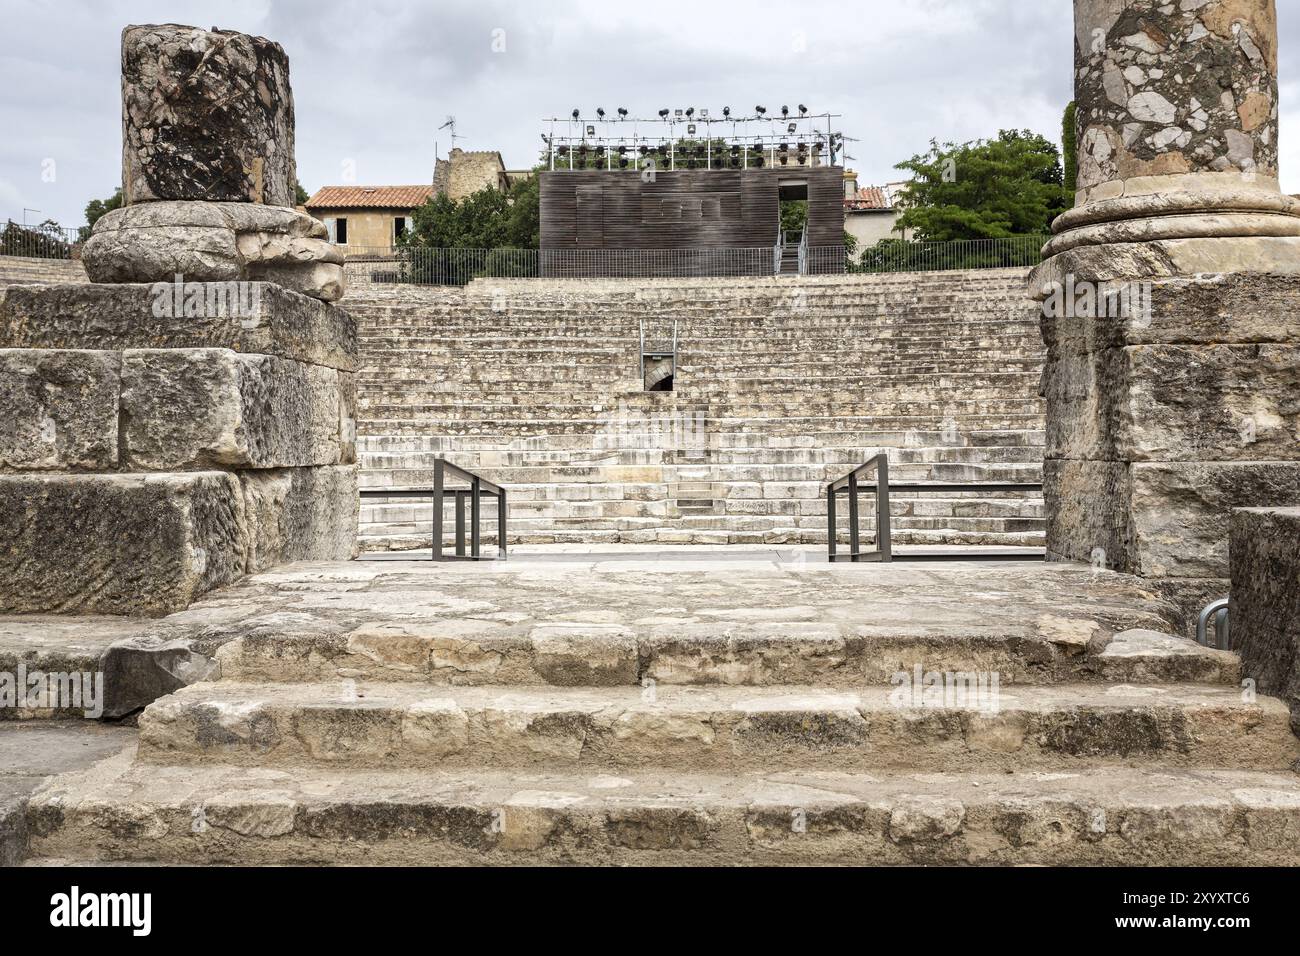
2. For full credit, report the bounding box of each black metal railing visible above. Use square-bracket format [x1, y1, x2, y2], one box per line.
[848, 236, 1050, 274]
[1, 220, 80, 260]
[827, 455, 1045, 562]
[359, 459, 507, 561]
[827, 454, 892, 563]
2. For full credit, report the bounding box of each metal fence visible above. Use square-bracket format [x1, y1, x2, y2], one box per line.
[1, 221, 81, 259]
[849, 236, 1050, 274]
[340, 237, 1047, 287]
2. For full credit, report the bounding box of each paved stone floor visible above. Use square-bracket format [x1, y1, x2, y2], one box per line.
[0, 722, 137, 864]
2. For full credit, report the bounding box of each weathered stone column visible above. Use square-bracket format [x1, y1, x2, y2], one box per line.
[0, 24, 358, 617]
[82, 24, 344, 302]
[1049, 0, 1298, 262]
[1034, 0, 1300, 630]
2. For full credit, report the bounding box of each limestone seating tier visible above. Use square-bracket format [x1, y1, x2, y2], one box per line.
[23, 558, 1300, 866]
[350, 270, 1046, 548]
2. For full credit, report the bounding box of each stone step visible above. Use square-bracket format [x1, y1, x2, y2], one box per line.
[354, 527, 1048, 547]
[137, 681, 1300, 774]
[29, 752, 1300, 866]
[355, 429, 1047, 452]
[211, 614, 1235, 689]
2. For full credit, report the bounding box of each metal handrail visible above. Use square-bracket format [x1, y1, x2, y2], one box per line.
[828, 456, 1044, 563]
[359, 458, 507, 562]
[827, 454, 891, 562]
[1196, 597, 1230, 650]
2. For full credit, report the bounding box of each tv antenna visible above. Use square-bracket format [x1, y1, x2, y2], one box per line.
[437, 115, 461, 157]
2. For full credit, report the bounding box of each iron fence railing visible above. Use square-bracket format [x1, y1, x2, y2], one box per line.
[1, 221, 81, 260]
[338, 236, 1047, 286]
[850, 236, 1050, 274]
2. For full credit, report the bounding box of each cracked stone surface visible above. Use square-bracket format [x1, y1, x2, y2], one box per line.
[121, 24, 296, 206]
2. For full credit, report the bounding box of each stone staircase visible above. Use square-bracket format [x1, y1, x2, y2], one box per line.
[21, 559, 1300, 865]
[350, 269, 1047, 550]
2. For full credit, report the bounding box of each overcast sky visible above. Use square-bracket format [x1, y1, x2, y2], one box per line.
[3, 0, 1299, 227]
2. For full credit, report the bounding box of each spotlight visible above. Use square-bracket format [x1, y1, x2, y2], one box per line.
[787, 123, 797, 134]
[730, 156, 741, 168]
[557, 146, 569, 155]
[799, 104, 808, 116]
[674, 109, 684, 119]
[722, 106, 731, 118]
[659, 109, 670, 119]
[617, 145, 627, 155]
[781, 105, 789, 118]
[572, 108, 580, 120]
[617, 107, 628, 119]
[596, 107, 606, 119]
[585, 125, 595, 136]
[699, 109, 708, 119]
[779, 154, 788, 165]
[618, 157, 629, 168]
[638, 145, 649, 156]
[755, 105, 766, 115]
[754, 155, 765, 167]
[687, 123, 696, 135]
[685, 107, 694, 119]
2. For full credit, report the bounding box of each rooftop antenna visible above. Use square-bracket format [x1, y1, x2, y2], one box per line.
[437, 116, 461, 159]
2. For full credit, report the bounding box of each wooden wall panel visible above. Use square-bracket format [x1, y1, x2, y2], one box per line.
[540, 167, 844, 258]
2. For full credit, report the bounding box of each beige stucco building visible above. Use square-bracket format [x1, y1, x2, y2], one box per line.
[304, 185, 433, 251]
[843, 172, 911, 252]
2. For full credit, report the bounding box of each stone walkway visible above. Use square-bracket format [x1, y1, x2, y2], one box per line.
[9, 548, 1299, 865]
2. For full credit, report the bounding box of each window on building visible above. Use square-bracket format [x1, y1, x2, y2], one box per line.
[393, 216, 409, 242]
[326, 217, 348, 244]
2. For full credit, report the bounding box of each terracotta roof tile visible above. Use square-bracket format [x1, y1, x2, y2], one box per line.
[845, 186, 891, 210]
[306, 185, 433, 210]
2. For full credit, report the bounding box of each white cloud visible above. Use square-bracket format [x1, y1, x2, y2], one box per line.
[0, 0, 1297, 226]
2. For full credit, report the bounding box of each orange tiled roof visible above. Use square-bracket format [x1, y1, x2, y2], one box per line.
[305, 185, 433, 210]
[845, 186, 891, 210]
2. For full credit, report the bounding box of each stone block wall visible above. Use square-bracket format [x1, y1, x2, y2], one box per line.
[1230, 506, 1300, 733]
[0, 282, 358, 615]
[1038, 265, 1300, 631]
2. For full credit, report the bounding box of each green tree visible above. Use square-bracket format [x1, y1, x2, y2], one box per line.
[295, 181, 311, 205]
[406, 176, 539, 249]
[1062, 102, 1078, 195]
[893, 130, 1070, 241]
[83, 188, 124, 236]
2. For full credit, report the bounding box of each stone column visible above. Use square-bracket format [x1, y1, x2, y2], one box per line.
[0, 25, 358, 616]
[1049, 0, 1298, 262]
[82, 24, 344, 302]
[1033, 0, 1300, 631]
